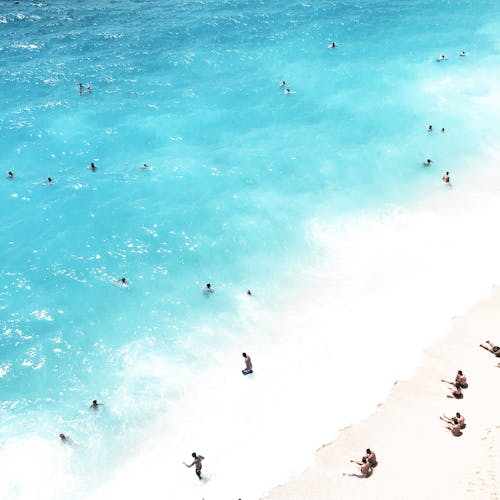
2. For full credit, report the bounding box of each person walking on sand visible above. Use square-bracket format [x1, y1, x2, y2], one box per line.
[344, 457, 372, 478]
[242, 352, 253, 374]
[364, 448, 377, 467]
[184, 452, 204, 480]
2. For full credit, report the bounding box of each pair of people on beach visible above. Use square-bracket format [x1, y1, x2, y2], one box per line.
[442, 369, 467, 399]
[344, 448, 377, 478]
[440, 412, 466, 437]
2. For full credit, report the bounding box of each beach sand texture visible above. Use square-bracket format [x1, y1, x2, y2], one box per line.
[264, 288, 500, 500]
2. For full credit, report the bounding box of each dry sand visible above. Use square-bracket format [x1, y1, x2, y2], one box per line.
[264, 287, 500, 500]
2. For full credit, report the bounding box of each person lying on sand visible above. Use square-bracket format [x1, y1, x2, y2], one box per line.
[441, 412, 465, 429]
[445, 382, 463, 399]
[442, 417, 463, 436]
[343, 457, 373, 478]
[363, 448, 377, 467]
[480, 340, 500, 357]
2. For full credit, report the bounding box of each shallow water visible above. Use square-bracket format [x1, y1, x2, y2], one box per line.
[2, 1, 500, 499]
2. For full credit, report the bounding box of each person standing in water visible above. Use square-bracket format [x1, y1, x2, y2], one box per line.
[184, 452, 204, 480]
[242, 352, 253, 374]
[442, 171, 450, 184]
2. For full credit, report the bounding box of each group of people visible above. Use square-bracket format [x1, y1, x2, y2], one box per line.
[424, 125, 452, 184]
[59, 400, 102, 443]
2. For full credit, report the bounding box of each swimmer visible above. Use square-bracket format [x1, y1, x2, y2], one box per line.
[329, 42, 336, 48]
[438, 55, 447, 61]
[423, 158, 432, 166]
[242, 352, 253, 374]
[46, 177, 53, 184]
[90, 399, 101, 409]
[460, 51, 466, 56]
[284, 88, 295, 94]
[8, 171, 14, 179]
[79, 83, 84, 95]
[246, 289, 252, 296]
[184, 452, 204, 480]
[141, 163, 149, 169]
[87, 86, 92, 93]
[428, 125, 433, 132]
[441, 127, 445, 133]
[117, 277, 127, 286]
[59, 433, 68, 442]
[442, 171, 450, 184]
[90, 162, 97, 172]
[204, 283, 213, 293]
[280, 80, 287, 87]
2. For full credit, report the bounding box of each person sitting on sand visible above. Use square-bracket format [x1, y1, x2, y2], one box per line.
[444, 417, 462, 436]
[364, 448, 377, 467]
[442, 171, 450, 184]
[441, 412, 465, 429]
[480, 340, 500, 357]
[446, 382, 463, 399]
[344, 457, 373, 478]
[455, 370, 467, 388]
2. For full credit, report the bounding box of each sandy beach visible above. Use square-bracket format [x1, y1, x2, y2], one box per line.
[264, 287, 500, 500]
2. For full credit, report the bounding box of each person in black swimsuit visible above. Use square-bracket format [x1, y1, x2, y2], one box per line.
[184, 452, 204, 480]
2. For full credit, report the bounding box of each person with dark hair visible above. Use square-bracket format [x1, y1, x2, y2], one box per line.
[344, 457, 373, 478]
[204, 283, 213, 293]
[442, 171, 450, 184]
[242, 352, 253, 374]
[184, 452, 204, 480]
[90, 399, 101, 409]
[90, 162, 97, 172]
[59, 433, 68, 442]
[364, 448, 377, 467]
[7, 171, 14, 179]
[455, 370, 467, 388]
[428, 125, 433, 132]
[424, 158, 432, 166]
[329, 41, 336, 48]
[441, 412, 465, 429]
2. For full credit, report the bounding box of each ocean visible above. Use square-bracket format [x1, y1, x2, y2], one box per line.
[2, 0, 500, 498]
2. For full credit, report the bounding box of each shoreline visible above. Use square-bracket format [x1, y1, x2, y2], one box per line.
[263, 287, 500, 500]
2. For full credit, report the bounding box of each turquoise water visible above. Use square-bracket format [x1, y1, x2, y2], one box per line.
[2, 1, 500, 499]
